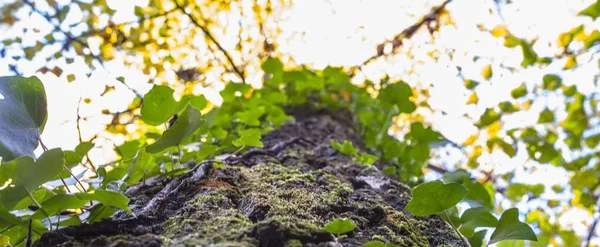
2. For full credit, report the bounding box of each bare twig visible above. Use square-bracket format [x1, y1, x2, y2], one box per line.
[585, 211, 599, 247]
[173, 0, 246, 83]
[350, 0, 452, 74]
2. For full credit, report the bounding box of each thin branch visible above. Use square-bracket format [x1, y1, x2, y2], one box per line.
[586, 212, 599, 247]
[351, 0, 452, 74]
[173, 0, 246, 83]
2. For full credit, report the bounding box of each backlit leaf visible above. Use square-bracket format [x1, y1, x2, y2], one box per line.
[405, 180, 468, 216]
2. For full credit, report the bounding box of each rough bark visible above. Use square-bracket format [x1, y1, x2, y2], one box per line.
[34, 108, 466, 247]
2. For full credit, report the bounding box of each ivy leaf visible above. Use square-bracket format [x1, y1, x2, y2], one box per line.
[443, 169, 470, 183]
[232, 129, 263, 148]
[323, 218, 356, 234]
[220, 82, 252, 103]
[179, 94, 207, 112]
[0, 148, 64, 210]
[459, 207, 498, 237]
[76, 190, 132, 214]
[262, 57, 283, 75]
[378, 82, 416, 113]
[140, 85, 179, 126]
[31, 194, 87, 219]
[146, 105, 203, 153]
[355, 152, 378, 165]
[489, 208, 537, 244]
[467, 230, 487, 247]
[331, 140, 359, 156]
[124, 148, 156, 184]
[237, 106, 266, 126]
[405, 180, 468, 216]
[0, 76, 48, 161]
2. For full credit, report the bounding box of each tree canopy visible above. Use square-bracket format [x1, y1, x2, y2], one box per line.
[1, 0, 600, 246]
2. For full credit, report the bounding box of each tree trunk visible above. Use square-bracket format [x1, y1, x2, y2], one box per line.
[34, 108, 466, 247]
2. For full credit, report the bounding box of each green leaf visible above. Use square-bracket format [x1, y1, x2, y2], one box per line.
[355, 152, 378, 165]
[146, 105, 203, 153]
[220, 82, 252, 103]
[443, 169, 470, 183]
[331, 140, 359, 156]
[519, 41, 537, 68]
[85, 203, 115, 223]
[378, 82, 416, 113]
[0, 148, 64, 210]
[578, 0, 600, 20]
[0, 76, 48, 161]
[180, 94, 207, 111]
[542, 74, 562, 91]
[32, 194, 87, 219]
[76, 190, 132, 214]
[405, 180, 469, 216]
[237, 106, 266, 126]
[197, 144, 218, 161]
[140, 85, 179, 126]
[363, 241, 400, 247]
[467, 230, 487, 247]
[489, 208, 537, 244]
[464, 79, 480, 89]
[475, 108, 501, 128]
[232, 129, 263, 148]
[510, 84, 527, 99]
[125, 148, 156, 184]
[459, 207, 498, 237]
[537, 108, 554, 123]
[262, 57, 283, 75]
[323, 218, 356, 234]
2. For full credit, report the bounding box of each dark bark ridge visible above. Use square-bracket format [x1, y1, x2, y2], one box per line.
[34, 109, 466, 247]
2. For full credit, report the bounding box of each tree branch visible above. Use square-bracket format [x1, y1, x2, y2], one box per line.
[351, 0, 452, 74]
[173, 1, 246, 83]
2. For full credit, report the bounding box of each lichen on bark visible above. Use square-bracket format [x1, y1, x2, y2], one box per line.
[34, 109, 466, 247]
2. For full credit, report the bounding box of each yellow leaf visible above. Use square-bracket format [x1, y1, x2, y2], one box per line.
[482, 64, 493, 79]
[463, 134, 479, 146]
[564, 55, 577, 70]
[466, 92, 478, 104]
[487, 122, 501, 137]
[491, 25, 508, 38]
[558, 33, 572, 47]
[67, 74, 76, 82]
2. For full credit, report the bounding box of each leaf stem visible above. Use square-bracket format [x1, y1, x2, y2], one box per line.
[27, 192, 52, 231]
[442, 210, 470, 247]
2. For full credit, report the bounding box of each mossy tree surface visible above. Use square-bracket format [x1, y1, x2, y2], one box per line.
[33, 109, 465, 247]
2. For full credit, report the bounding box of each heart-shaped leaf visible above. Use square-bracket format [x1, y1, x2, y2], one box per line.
[0, 148, 64, 210]
[323, 218, 356, 234]
[489, 208, 537, 244]
[140, 85, 179, 126]
[0, 76, 48, 161]
[146, 105, 203, 153]
[331, 140, 359, 156]
[75, 189, 132, 214]
[31, 194, 87, 219]
[459, 207, 498, 237]
[405, 180, 468, 216]
[232, 129, 263, 148]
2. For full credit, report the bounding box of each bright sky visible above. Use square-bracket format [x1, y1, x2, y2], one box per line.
[1, 0, 599, 245]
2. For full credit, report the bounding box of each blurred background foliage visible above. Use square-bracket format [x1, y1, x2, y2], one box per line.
[1, 0, 600, 246]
